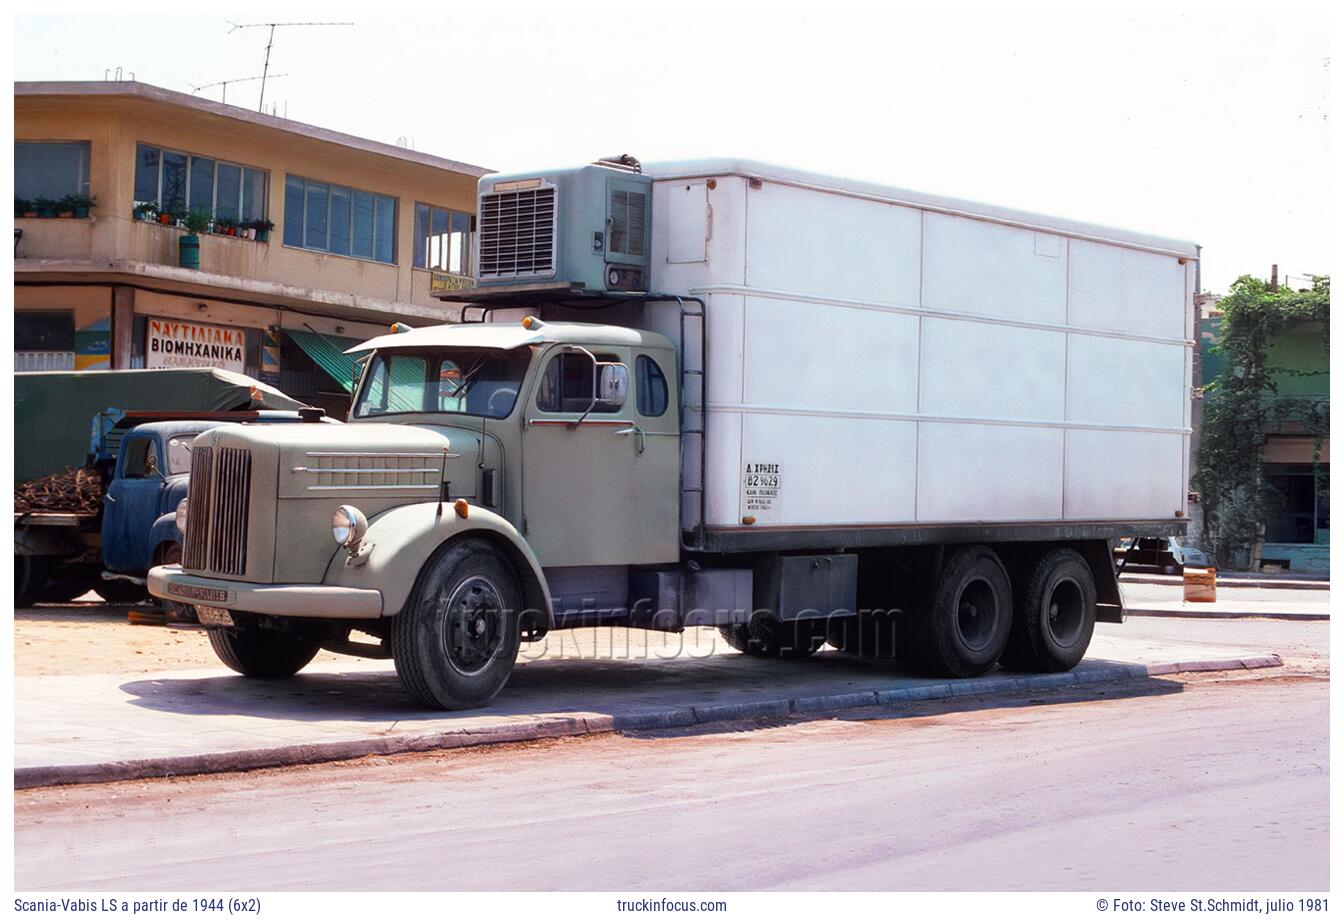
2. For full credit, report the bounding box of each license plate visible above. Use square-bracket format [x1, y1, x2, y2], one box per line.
[196, 605, 235, 627]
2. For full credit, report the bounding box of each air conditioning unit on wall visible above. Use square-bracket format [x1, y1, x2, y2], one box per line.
[474, 158, 652, 294]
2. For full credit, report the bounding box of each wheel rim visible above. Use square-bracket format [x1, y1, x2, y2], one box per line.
[955, 577, 999, 651]
[439, 575, 506, 676]
[1045, 577, 1085, 646]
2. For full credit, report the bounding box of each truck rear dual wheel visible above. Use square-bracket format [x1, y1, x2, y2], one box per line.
[1001, 548, 1097, 673]
[915, 546, 1014, 678]
[391, 539, 522, 710]
[208, 627, 321, 678]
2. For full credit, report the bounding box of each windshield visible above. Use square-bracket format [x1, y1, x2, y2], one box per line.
[353, 348, 530, 420]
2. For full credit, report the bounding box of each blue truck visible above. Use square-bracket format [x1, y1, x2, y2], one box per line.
[14, 368, 333, 608]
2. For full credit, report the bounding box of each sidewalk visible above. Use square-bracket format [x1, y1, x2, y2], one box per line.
[1120, 571, 1329, 591]
[15, 626, 1282, 789]
[1123, 598, 1330, 621]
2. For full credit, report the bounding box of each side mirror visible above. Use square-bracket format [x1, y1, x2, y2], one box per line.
[598, 363, 629, 407]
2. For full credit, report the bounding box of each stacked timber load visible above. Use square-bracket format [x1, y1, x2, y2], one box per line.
[14, 467, 105, 515]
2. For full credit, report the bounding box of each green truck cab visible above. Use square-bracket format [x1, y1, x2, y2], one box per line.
[150, 317, 683, 709]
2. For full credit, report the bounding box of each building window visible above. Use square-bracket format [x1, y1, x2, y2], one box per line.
[413, 203, 472, 273]
[134, 142, 266, 221]
[284, 175, 396, 264]
[15, 311, 76, 371]
[1264, 464, 1330, 545]
[15, 142, 90, 202]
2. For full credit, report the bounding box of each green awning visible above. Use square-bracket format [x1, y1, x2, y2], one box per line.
[287, 329, 363, 393]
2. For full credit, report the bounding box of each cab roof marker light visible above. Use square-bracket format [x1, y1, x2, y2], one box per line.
[521, 316, 543, 330]
[389, 322, 414, 334]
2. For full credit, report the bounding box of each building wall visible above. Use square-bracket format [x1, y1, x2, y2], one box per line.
[15, 93, 479, 311]
[1195, 299, 1329, 574]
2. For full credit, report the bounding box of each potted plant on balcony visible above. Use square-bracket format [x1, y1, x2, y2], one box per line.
[215, 215, 238, 237]
[179, 206, 212, 270]
[158, 203, 179, 226]
[55, 195, 77, 218]
[33, 197, 58, 218]
[251, 218, 275, 243]
[62, 194, 96, 219]
[16, 198, 32, 218]
[133, 201, 159, 222]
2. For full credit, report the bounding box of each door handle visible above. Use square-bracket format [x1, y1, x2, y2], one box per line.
[616, 426, 646, 455]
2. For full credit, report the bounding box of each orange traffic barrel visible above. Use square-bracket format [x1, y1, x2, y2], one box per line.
[1183, 566, 1217, 603]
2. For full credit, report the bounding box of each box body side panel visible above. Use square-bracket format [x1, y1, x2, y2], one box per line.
[648, 173, 1191, 532]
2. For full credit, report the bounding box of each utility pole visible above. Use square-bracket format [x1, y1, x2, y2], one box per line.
[1270, 263, 1279, 293]
[228, 21, 354, 112]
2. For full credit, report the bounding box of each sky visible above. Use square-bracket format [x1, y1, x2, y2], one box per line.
[13, 13, 1331, 293]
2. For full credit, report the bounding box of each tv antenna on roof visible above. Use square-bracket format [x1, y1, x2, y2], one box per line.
[227, 20, 354, 112]
[189, 73, 289, 105]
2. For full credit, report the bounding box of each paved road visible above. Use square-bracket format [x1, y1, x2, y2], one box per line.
[15, 666, 1327, 891]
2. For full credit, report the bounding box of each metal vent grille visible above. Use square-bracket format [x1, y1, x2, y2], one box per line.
[182, 446, 251, 577]
[478, 187, 556, 278]
[609, 188, 647, 257]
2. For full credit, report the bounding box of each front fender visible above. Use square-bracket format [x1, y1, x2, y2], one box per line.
[322, 502, 554, 625]
[147, 512, 182, 563]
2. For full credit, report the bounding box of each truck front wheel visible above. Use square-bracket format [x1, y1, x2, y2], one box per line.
[916, 546, 1013, 678]
[391, 540, 522, 710]
[1001, 548, 1097, 673]
[208, 627, 321, 678]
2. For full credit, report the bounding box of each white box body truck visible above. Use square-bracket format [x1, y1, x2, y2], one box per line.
[149, 156, 1197, 710]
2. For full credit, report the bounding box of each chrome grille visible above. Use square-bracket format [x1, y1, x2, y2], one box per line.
[609, 188, 647, 257]
[182, 445, 251, 576]
[477, 186, 556, 278]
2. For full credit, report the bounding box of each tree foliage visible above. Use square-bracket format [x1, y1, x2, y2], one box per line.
[1194, 274, 1329, 568]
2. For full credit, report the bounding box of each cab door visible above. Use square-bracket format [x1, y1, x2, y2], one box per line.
[101, 434, 165, 572]
[521, 344, 678, 568]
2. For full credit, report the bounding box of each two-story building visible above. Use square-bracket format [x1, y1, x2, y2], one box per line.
[1198, 293, 1330, 574]
[15, 80, 490, 417]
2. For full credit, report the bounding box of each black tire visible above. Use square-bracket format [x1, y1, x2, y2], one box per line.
[155, 544, 198, 624]
[1001, 548, 1097, 673]
[746, 615, 826, 659]
[718, 624, 753, 653]
[915, 545, 1013, 678]
[391, 539, 522, 710]
[208, 627, 321, 678]
[15, 555, 50, 607]
[93, 578, 149, 605]
[827, 612, 902, 658]
[43, 565, 101, 603]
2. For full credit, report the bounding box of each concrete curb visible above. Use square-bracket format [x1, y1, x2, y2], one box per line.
[1125, 606, 1329, 622]
[13, 654, 1283, 790]
[1120, 574, 1329, 591]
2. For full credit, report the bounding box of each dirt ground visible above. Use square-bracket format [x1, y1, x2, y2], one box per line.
[13, 600, 349, 677]
[13, 597, 715, 677]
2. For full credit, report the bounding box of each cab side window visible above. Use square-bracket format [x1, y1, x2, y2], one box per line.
[535, 352, 624, 413]
[121, 438, 153, 479]
[636, 355, 669, 417]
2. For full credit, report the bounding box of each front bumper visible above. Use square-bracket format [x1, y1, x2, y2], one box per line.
[147, 565, 383, 620]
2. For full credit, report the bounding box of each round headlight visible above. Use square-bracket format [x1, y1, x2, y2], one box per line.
[332, 505, 368, 548]
[175, 498, 189, 538]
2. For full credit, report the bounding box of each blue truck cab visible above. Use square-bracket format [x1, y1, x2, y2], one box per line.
[101, 413, 343, 579]
[101, 421, 212, 574]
